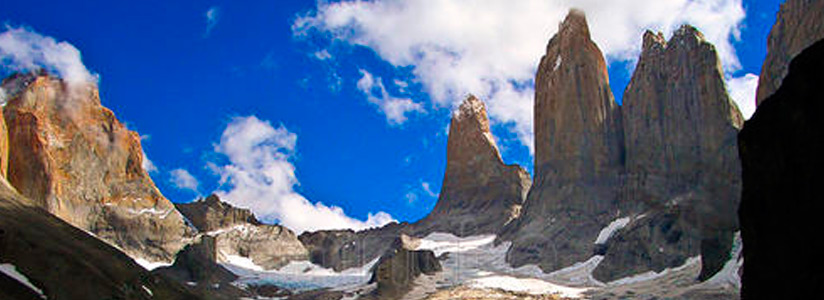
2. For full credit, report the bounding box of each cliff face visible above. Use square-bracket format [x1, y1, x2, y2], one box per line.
[299, 222, 406, 272]
[739, 39, 824, 299]
[176, 194, 308, 270]
[756, 0, 824, 105]
[1, 73, 190, 262]
[413, 95, 530, 237]
[0, 177, 196, 299]
[596, 26, 744, 282]
[500, 10, 625, 272]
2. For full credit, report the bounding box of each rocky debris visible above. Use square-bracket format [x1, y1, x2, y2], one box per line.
[0, 178, 197, 299]
[176, 194, 307, 270]
[424, 287, 567, 300]
[413, 95, 530, 237]
[299, 222, 406, 272]
[1, 73, 191, 262]
[365, 235, 441, 299]
[175, 194, 260, 232]
[500, 9, 624, 273]
[756, 0, 824, 105]
[597, 25, 744, 282]
[738, 39, 824, 299]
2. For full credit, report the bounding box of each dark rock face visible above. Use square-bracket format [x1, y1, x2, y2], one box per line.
[176, 194, 307, 270]
[596, 26, 744, 282]
[367, 236, 441, 299]
[299, 222, 405, 272]
[501, 9, 624, 273]
[739, 39, 824, 299]
[413, 95, 530, 237]
[0, 178, 197, 299]
[756, 0, 824, 105]
[153, 235, 250, 300]
[1, 73, 191, 262]
[176, 194, 260, 232]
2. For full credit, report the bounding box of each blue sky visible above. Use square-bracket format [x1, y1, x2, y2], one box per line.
[0, 0, 782, 232]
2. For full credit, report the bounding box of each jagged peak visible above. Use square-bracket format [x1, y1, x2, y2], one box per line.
[455, 94, 486, 121]
[670, 24, 707, 46]
[642, 30, 667, 51]
[558, 9, 591, 39]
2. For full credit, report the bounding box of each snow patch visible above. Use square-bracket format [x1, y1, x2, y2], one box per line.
[141, 285, 153, 297]
[468, 274, 588, 298]
[702, 232, 743, 289]
[134, 258, 172, 271]
[224, 254, 265, 272]
[594, 217, 630, 244]
[608, 256, 701, 286]
[0, 263, 46, 298]
[553, 55, 562, 71]
[414, 233, 496, 257]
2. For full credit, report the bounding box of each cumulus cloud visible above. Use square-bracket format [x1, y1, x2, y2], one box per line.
[205, 6, 220, 37]
[727, 73, 758, 119]
[212, 115, 395, 233]
[170, 168, 200, 192]
[356, 69, 424, 125]
[0, 25, 96, 85]
[142, 150, 158, 174]
[294, 0, 748, 151]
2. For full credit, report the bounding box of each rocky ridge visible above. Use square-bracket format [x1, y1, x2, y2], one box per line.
[175, 194, 308, 270]
[756, 0, 824, 105]
[1, 73, 191, 262]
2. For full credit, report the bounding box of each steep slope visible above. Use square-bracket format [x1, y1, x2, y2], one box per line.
[756, 0, 824, 105]
[176, 194, 308, 270]
[595, 26, 744, 282]
[739, 39, 824, 299]
[363, 235, 441, 300]
[413, 95, 530, 237]
[0, 178, 197, 299]
[500, 9, 624, 272]
[299, 222, 407, 272]
[1, 73, 191, 262]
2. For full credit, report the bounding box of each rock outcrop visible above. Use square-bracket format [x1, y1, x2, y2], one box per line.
[413, 95, 530, 237]
[299, 222, 406, 272]
[739, 39, 824, 299]
[756, 0, 824, 105]
[1, 73, 191, 262]
[366, 235, 441, 299]
[500, 9, 625, 272]
[595, 26, 744, 282]
[153, 235, 251, 299]
[0, 178, 197, 299]
[176, 194, 308, 270]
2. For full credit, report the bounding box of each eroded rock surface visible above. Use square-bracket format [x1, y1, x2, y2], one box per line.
[2, 73, 190, 262]
[299, 222, 406, 272]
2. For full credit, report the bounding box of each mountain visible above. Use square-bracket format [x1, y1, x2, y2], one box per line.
[175, 194, 308, 270]
[596, 26, 744, 282]
[363, 235, 441, 300]
[299, 222, 407, 272]
[413, 95, 530, 237]
[1, 73, 191, 263]
[0, 176, 197, 299]
[500, 9, 625, 273]
[739, 38, 824, 299]
[756, 0, 824, 105]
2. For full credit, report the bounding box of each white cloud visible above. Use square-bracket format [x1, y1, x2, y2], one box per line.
[169, 168, 200, 192]
[205, 6, 220, 37]
[313, 49, 332, 60]
[727, 73, 758, 119]
[356, 69, 424, 125]
[421, 181, 438, 198]
[142, 150, 158, 174]
[212, 116, 395, 233]
[294, 0, 747, 152]
[0, 25, 97, 86]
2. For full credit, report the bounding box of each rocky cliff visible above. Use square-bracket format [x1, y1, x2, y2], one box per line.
[0, 177, 197, 299]
[756, 0, 824, 105]
[1, 73, 191, 262]
[739, 39, 824, 299]
[595, 26, 744, 282]
[500, 9, 625, 272]
[413, 95, 530, 237]
[176, 194, 307, 270]
[299, 222, 406, 272]
[365, 235, 441, 300]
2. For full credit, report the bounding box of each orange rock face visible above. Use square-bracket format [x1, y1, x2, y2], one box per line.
[756, 0, 824, 105]
[1, 73, 190, 262]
